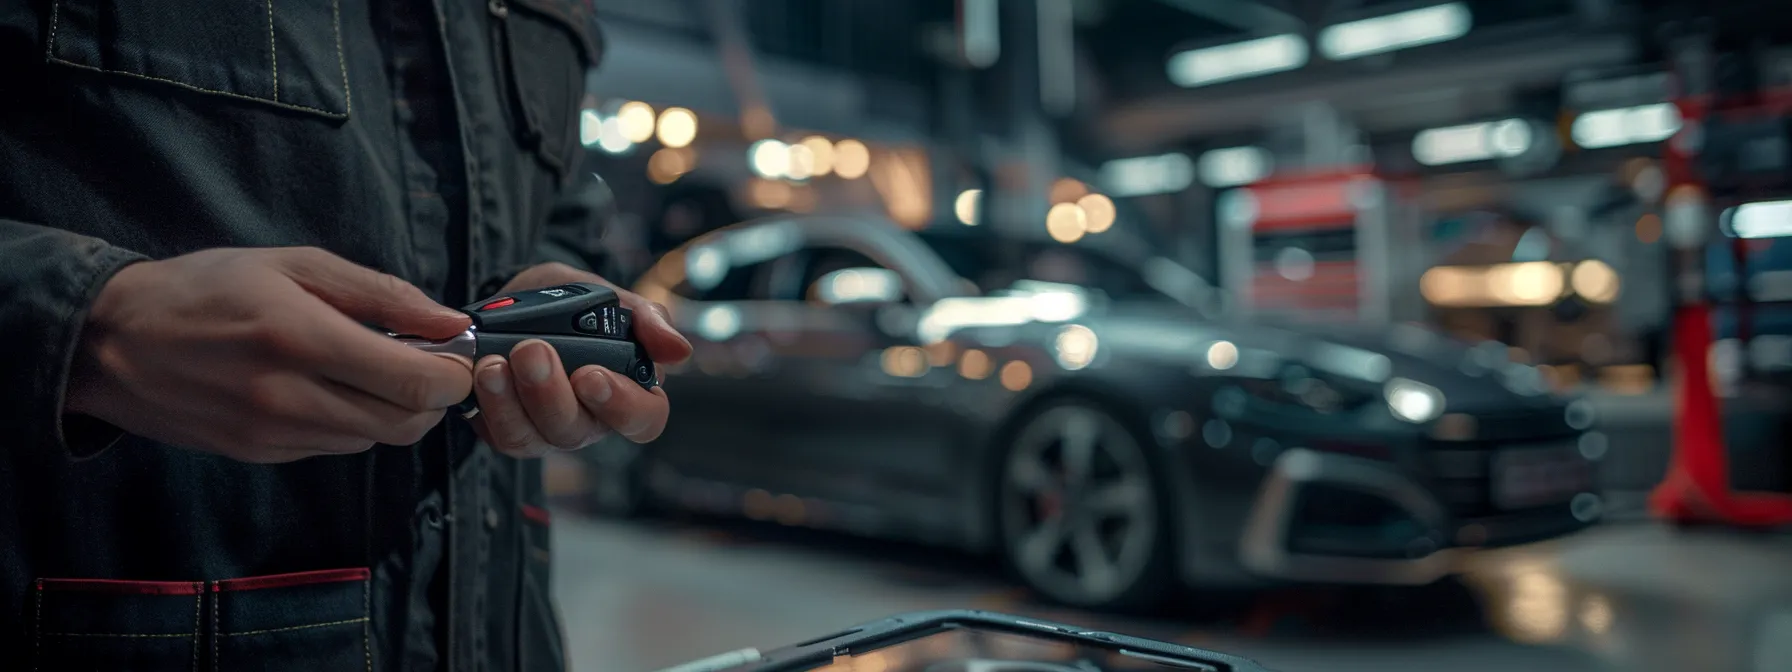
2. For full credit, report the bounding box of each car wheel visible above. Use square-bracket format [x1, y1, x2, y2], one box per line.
[583, 439, 652, 518]
[998, 400, 1174, 611]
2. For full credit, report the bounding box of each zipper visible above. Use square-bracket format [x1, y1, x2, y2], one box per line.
[487, 0, 509, 20]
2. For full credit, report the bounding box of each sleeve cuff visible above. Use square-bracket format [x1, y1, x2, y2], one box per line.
[41, 243, 148, 459]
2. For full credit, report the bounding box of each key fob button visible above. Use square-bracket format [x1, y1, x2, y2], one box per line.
[575, 312, 603, 334]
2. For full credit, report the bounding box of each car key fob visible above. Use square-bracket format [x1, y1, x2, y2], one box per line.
[392, 282, 658, 412]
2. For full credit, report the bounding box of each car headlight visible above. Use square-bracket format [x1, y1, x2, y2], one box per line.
[1238, 364, 1379, 415]
[1384, 378, 1445, 423]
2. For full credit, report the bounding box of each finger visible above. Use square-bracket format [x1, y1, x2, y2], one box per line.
[508, 340, 602, 451]
[614, 289, 692, 365]
[572, 366, 669, 443]
[289, 301, 476, 412]
[472, 356, 553, 458]
[505, 265, 691, 364]
[276, 247, 471, 339]
[306, 379, 448, 446]
[241, 372, 443, 450]
[242, 423, 375, 460]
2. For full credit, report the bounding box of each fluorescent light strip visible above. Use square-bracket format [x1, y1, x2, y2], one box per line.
[1570, 103, 1682, 149]
[1101, 153, 1196, 197]
[1198, 146, 1273, 188]
[1167, 34, 1308, 88]
[1728, 200, 1792, 239]
[1412, 119, 1530, 166]
[1319, 2, 1472, 61]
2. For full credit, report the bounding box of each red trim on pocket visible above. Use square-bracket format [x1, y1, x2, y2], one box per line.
[521, 504, 552, 526]
[36, 578, 205, 595]
[212, 568, 371, 593]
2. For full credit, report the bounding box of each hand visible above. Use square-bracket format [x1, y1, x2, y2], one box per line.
[469, 262, 692, 458]
[65, 247, 476, 463]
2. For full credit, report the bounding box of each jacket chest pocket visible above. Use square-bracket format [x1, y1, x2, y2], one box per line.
[490, 0, 602, 182]
[46, 0, 351, 119]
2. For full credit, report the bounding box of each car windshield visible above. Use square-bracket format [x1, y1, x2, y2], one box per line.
[914, 231, 1199, 306]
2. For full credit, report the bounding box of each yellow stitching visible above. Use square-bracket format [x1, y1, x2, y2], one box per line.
[42, 631, 194, 639]
[45, 0, 60, 61]
[42, 0, 352, 119]
[332, 0, 351, 116]
[47, 58, 346, 118]
[220, 617, 369, 638]
[362, 578, 371, 672]
[266, 0, 279, 101]
[211, 582, 218, 672]
[190, 585, 202, 672]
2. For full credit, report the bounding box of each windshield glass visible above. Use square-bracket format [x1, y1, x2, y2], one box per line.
[914, 232, 1179, 303]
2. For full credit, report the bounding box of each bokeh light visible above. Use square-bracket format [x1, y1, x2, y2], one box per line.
[656, 107, 699, 148]
[954, 189, 981, 226]
[750, 140, 791, 178]
[1077, 193, 1116, 233]
[1045, 202, 1088, 243]
[833, 139, 871, 179]
[647, 147, 696, 185]
[617, 101, 656, 143]
[999, 360, 1033, 391]
[801, 136, 836, 176]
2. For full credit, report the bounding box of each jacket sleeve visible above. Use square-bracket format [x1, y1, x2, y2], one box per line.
[0, 220, 149, 458]
[476, 173, 618, 298]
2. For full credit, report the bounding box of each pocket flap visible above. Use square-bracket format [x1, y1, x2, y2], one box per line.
[507, 0, 604, 67]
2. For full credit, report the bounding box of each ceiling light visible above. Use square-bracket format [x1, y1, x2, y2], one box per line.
[1198, 146, 1272, 188]
[1100, 153, 1195, 197]
[1167, 34, 1308, 88]
[1319, 3, 1472, 61]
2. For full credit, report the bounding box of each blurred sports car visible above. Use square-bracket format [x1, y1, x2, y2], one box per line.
[585, 215, 1603, 610]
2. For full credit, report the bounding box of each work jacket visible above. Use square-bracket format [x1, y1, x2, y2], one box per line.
[0, 0, 607, 669]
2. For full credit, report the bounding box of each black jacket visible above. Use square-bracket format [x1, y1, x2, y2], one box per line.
[0, 0, 604, 669]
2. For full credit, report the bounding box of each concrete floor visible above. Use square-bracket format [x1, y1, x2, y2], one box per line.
[551, 510, 1610, 672]
[547, 390, 1792, 672]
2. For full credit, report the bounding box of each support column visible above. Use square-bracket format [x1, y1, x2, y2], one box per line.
[987, 0, 1058, 238]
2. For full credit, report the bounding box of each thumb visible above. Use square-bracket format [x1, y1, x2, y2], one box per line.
[275, 247, 471, 339]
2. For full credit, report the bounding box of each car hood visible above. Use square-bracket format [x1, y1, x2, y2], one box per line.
[1091, 305, 1561, 414]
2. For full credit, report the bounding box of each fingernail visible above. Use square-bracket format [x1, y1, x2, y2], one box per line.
[478, 362, 508, 395]
[575, 369, 614, 404]
[516, 341, 555, 384]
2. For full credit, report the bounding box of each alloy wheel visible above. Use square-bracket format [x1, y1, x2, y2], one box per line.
[1000, 404, 1160, 606]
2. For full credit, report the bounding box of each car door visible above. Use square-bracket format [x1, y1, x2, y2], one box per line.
[755, 242, 978, 520]
[641, 241, 796, 494]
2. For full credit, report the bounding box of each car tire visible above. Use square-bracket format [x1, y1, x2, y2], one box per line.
[583, 439, 653, 519]
[996, 399, 1176, 612]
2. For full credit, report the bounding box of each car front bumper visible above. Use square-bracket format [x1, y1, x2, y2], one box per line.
[1237, 443, 1599, 585]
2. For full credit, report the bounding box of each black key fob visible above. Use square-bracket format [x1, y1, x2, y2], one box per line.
[394, 282, 658, 413]
[463, 282, 658, 389]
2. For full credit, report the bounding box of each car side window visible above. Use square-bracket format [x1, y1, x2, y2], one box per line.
[669, 248, 772, 302]
[793, 247, 895, 302]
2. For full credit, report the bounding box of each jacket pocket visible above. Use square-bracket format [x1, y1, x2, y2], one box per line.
[46, 0, 351, 118]
[491, 0, 602, 180]
[32, 578, 206, 672]
[30, 568, 372, 672]
[210, 568, 371, 672]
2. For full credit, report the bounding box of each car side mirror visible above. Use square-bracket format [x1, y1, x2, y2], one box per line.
[811, 267, 905, 307]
